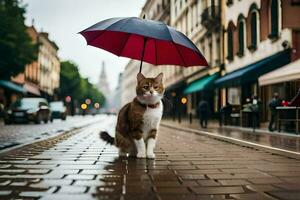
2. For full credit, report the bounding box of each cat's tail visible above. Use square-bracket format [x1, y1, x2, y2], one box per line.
[100, 131, 114, 145]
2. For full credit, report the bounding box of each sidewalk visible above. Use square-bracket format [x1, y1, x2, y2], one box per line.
[0, 120, 300, 199]
[162, 118, 300, 154]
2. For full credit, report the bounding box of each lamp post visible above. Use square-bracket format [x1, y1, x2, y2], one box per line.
[171, 92, 176, 121]
[179, 97, 188, 123]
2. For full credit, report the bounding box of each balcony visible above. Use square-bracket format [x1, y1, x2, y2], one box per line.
[201, 6, 221, 29]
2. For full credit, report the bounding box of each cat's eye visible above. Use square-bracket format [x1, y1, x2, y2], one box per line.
[143, 86, 149, 90]
[154, 86, 159, 90]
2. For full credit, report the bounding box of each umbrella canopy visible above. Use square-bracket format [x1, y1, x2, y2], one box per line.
[79, 17, 208, 71]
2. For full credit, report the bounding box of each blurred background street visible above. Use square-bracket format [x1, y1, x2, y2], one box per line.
[1, 0, 300, 199]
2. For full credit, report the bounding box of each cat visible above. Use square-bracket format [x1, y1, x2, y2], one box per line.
[100, 72, 164, 159]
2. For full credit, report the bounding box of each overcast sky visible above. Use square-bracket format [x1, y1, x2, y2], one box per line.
[22, 0, 146, 90]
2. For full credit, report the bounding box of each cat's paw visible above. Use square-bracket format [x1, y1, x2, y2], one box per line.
[146, 153, 155, 159]
[136, 152, 146, 158]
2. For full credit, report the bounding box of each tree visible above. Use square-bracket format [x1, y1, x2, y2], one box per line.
[60, 61, 105, 107]
[0, 0, 37, 80]
[60, 61, 82, 100]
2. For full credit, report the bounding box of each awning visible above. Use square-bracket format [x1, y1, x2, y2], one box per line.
[23, 82, 41, 96]
[184, 73, 219, 94]
[215, 50, 290, 87]
[0, 80, 26, 94]
[166, 80, 186, 92]
[259, 59, 300, 86]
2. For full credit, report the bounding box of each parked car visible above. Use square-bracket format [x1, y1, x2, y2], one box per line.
[50, 101, 67, 120]
[4, 98, 51, 124]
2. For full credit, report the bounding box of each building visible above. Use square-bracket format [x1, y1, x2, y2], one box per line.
[11, 26, 41, 97]
[97, 61, 111, 100]
[121, 60, 140, 105]
[38, 32, 60, 98]
[12, 27, 60, 99]
[106, 73, 123, 113]
[216, 0, 300, 124]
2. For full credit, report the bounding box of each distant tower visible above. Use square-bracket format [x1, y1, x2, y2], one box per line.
[97, 61, 110, 99]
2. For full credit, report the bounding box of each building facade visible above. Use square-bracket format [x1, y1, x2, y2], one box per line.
[10, 26, 60, 101]
[38, 32, 60, 97]
[12, 26, 41, 97]
[218, 0, 300, 123]
[97, 61, 111, 100]
[121, 0, 300, 126]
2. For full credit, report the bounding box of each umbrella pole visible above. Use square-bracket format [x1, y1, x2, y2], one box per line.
[139, 38, 147, 74]
[139, 59, 143, 73]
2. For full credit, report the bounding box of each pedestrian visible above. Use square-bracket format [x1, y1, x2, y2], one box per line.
[198, 99, 209, 128]
[268, 92, 281, 132]
[222, 101, 232, 125]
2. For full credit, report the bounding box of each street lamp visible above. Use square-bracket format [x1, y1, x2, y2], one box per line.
[81, 103, 87, 110]
[65, 96, 71, 103]
[181, 97, 187, 104]
[178, 97, 188, 123]
[94, 103, 100, 109]
[85, 99, 91, 105]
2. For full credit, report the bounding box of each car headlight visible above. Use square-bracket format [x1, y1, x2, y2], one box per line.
[27, 109, 37, 114]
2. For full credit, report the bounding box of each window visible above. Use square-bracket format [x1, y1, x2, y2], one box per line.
[228, 87, 241, 105]
[237, 17, 245, 56]
[227, 27, 234, 60]
[226, 0, 233, 6]
[247, 4, 259, 51]
[269, 0, 280, 38]
[250, 11, 258, 50]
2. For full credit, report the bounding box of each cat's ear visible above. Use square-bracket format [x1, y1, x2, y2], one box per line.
[137, 73, 145, 82]
[155, 73, 163, 83]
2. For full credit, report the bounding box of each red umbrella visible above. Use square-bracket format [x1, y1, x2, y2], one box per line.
[79, 17, 208, 73]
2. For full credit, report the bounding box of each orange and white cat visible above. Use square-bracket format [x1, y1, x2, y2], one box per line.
[100, 73, 164, 159]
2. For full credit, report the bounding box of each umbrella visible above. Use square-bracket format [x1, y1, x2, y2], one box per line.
[79, 17, 208, 73]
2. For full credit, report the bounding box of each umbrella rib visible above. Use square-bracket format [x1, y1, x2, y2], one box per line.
[117, 33, 131, 56]
[174, 43, 187, 66]
[154, 39, 158, 65]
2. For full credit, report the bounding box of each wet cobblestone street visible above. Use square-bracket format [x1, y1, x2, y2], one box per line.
[0, 115, 107, 151]
[0, 119, 300, 200]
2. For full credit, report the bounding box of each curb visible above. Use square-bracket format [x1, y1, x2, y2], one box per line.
[161, 122, 300, 160]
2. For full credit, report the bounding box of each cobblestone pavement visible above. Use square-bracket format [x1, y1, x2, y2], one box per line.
[0, 115, 109, 150]
[0, 121, 300, 199]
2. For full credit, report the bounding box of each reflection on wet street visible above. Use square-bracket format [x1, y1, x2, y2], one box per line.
[210, 127, 300, 153]
[163, 119, 300, 153]
[0, 118, 300, 199]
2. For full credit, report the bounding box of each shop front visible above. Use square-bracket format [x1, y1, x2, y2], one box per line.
[183, 73, 219, 119]
[259, 59, 300, 132]
[215, 50, 291, 127]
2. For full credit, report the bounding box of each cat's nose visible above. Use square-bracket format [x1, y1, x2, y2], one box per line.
[150, 90, 153, 94]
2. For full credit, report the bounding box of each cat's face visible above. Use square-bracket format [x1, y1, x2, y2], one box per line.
[136, 73, 164, 104]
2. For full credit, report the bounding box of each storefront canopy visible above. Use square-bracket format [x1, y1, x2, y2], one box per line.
[23, 82, 41, 96]
[0, 80, 26, 94]
[184, 73, 218, 94]
[214, 50, 290, 88]
[259, 59, 300, 86]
